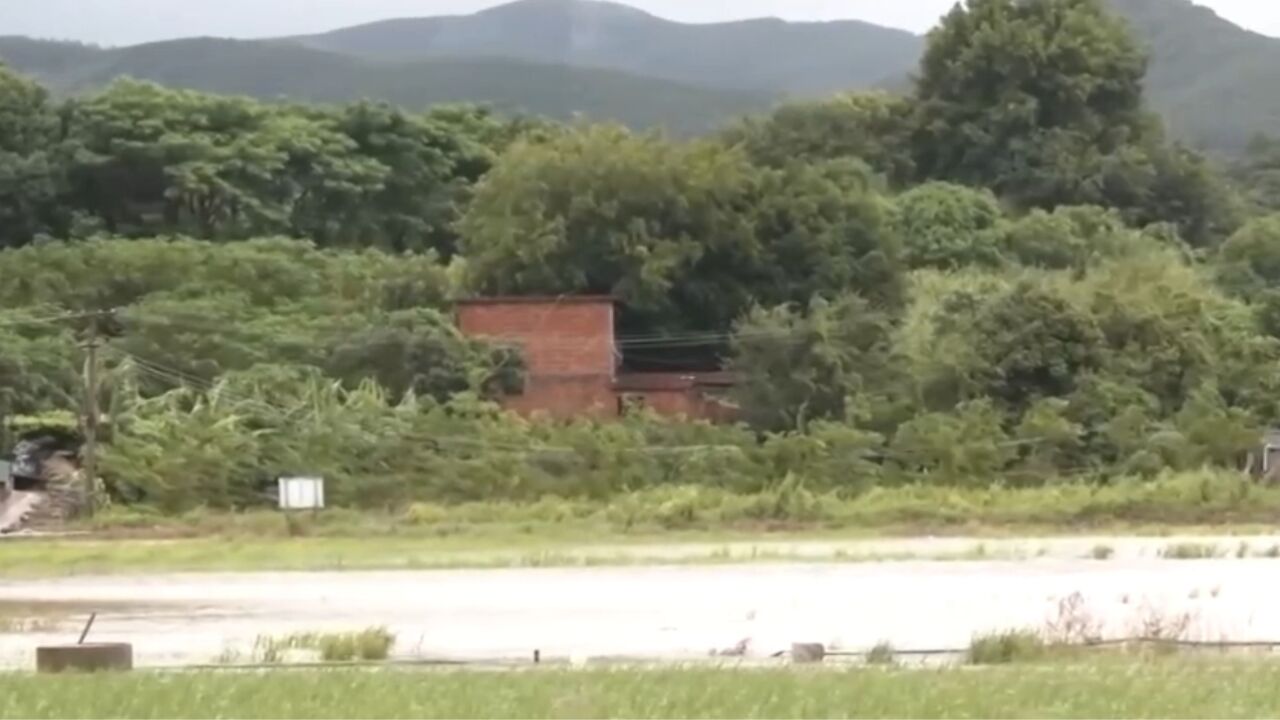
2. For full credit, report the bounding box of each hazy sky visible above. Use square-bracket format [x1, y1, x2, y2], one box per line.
[1, 0, 1277, 46]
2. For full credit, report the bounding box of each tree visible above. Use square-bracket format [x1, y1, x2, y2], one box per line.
[459, 125, 755, 333]
[1085, 249, 1276, 416]
[1002, 205, 1138, 269]
[729, 295, 897, 432]
[1215, 214, 1280, 297]
[325, 310, 523, 402]
[309, 102, 501, 255]
[0, 64, 63, 246]
[55, 82, 503, 250]
[970, 281, 1104, 412]
[908, 0, 1238, 245]
[1096, 136, 1242, 248]
[912, 0, 1148, 205]
[461, 125, 902, 335]
[747, 159, 903, 309]
[722, 92, 915, 184]
[889, 399, 1016, 486]
[891, 182, 1005, 269]
[1231, 134, 1280, 216]
[1014, 398, 1085, 479]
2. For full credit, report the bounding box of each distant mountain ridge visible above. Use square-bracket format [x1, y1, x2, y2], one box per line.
[1104, 0, 1280, 152]
[293, 0, 926, 97]
[0, 35, 778, 136]
[1, 0, 1278, 151]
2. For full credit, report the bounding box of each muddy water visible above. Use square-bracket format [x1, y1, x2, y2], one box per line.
[4, 552, 1280, 669]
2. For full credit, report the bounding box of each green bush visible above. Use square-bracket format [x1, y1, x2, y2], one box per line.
[865, 642, 897, 666]
[967, 630, 1046, 665]
[318, 628, 396, 662]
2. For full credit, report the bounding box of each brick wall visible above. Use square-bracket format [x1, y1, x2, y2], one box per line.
[457, 297, 617, 419]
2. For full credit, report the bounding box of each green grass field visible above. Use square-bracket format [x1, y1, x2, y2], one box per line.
[5, 470, 1279, 577]
[6, 522, 1278, 577]
[4, 662, 1280, 718]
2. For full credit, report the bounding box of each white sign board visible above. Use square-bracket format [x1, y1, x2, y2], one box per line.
[278, 476, 325, 510]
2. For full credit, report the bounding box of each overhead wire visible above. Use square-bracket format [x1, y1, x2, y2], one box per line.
[112, 344, 755, 457]
[110, 345, 586, 456]
[0, 309, 112, 329]
[119, 306, 818, 351]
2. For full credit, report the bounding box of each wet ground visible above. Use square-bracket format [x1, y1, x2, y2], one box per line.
[4, 535, 1280, 669]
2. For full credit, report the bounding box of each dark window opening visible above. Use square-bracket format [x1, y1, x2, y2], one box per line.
[617, 394, 647, 417]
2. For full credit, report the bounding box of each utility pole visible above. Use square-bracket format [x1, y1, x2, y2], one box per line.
[81, 312, 104, 519]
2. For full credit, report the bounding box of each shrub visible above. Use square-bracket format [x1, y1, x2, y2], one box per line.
[318, 628, 396, 662]
[967, 630, 1046, 665]
[252, 628, 395, 664]
[1159, 543, 1220, 560]
[866, 642, 896, 666]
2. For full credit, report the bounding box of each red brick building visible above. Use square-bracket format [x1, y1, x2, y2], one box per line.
[456, 296, 736, 421]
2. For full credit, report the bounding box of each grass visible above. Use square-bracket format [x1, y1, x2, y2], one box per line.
[1160, 542, 1222, 559]
[3, 523, 1279, 578]
[0, 617, 58, 633]
[4, 470, 1280, 577]
[70, 469, 1280, 540]
[0, 537, 1016, 577]
[250, 628, 396, 663]
[0, 601, 75, 634]
[6, 528, 1280, 577]
[6, 661, 1280, 718]
[967, 630, 1048, 664]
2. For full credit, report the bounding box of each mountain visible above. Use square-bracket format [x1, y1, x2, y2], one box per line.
[1, 0, 1278, 152]
[1106, 0, 1280, 153]
[0, 36, 776, 136]
[294, 0, 925, 97]
[294, 0, 1280, 152]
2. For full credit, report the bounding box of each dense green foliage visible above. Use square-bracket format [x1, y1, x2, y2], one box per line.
[1, 0, 1278, 515]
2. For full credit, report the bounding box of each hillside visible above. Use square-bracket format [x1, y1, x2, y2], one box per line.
[2, 0, 1279, 150]
[295, 0, 1280, 152]
[0, 36, 776, 136]
[293, 0, 925, 97]
[1107, 0, 1280, 152]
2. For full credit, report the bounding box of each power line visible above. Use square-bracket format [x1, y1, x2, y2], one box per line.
[113, 346, 755, 458]
[120, 306, 822, 351]
[0, 309, 113, 329]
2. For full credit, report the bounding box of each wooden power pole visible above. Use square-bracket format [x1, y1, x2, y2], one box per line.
[81, 313, 103, 518]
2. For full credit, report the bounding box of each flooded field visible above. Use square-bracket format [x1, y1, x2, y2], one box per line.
[6, 535, 1280, 669]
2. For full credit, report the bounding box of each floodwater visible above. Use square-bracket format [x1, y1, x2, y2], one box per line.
[5, 537, 1280, 669]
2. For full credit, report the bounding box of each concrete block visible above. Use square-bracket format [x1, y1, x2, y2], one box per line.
[791, 642, 826, 664]
[36, 643, 133, 673]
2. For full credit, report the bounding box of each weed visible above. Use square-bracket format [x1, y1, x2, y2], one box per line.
[1089, 544, 1114, 560]
[0, 617, 58, 633]
[1045, 592, 1102, 645]
[1237, 542, 1250, 558]
[252, 628, 395, 664]
[1160, 543, 1220, 560]
[967, 630, 1046, 665]
[1127, 602, 1194, 655]
[866, 641, 896, 666]
[1263, 545, 1280, 559]
[318, 628, 395, 662]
